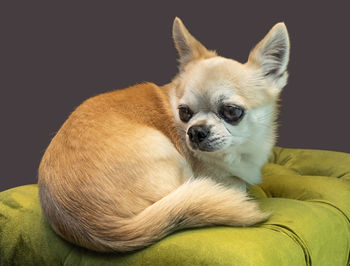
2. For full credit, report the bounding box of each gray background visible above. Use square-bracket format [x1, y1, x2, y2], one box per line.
[1, 1, 349, 191]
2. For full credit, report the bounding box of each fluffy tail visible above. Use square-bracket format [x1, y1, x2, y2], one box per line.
[85, 178, 268, 252]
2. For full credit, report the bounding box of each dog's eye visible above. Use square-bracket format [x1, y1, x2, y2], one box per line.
[178, 105, 193, 123]
[219, 105, 245, 124]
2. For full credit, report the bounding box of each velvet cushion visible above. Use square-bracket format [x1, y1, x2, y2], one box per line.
[1, 147, 349, 265]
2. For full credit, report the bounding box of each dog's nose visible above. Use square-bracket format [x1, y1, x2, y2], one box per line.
[187, 126, 209, 144]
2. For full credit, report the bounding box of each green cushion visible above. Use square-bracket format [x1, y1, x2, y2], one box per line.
[1, 147, 349, 265]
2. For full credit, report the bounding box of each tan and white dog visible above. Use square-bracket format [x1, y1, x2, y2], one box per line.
[38, 17, 290, 252]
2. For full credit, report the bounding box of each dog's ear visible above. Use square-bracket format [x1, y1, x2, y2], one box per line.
[248, 23, 290, 89]
[172, 17, 216, 70]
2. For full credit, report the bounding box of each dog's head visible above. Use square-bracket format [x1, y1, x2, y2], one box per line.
[170, 18, 290, 155]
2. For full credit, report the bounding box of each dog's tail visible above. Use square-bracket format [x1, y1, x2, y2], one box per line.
[69, 178, 267, 252]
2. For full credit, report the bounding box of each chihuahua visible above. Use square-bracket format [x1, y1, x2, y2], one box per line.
[38, 17, 290, 252]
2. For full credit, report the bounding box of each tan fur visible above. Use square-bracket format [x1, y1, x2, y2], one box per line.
[38, 18, 290, 252]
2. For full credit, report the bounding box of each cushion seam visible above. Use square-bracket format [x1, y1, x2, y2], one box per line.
[307, 200, 350, 223]
[263, 223, 311, 266]
[62, 247, 77, 266]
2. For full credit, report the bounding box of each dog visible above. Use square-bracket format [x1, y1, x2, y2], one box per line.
[38, 17, 290, 252]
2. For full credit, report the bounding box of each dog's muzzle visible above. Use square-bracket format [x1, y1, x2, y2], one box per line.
[188, 125, 217, 152]
[187, 125, 209, 144]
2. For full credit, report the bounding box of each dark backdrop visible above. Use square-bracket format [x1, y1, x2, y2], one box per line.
[1, 1, 350, 191]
